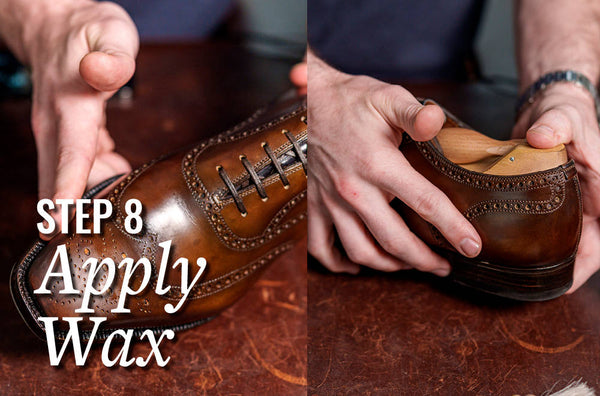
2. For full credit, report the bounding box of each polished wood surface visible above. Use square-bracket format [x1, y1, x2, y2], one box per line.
[0, 42, 306, 394]
[308, 82, 600, 395]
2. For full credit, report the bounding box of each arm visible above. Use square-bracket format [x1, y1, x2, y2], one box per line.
[516, 0, 600, 91]
[513, 0, 600, 291]
[308, 48, 481, 275]
[0, 0, 138, 239]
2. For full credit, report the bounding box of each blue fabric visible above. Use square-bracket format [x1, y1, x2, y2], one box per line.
[308, 0, 485, 80]
[114, 0, 233, 41]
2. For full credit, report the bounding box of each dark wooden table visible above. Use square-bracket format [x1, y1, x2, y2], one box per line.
[0, 42, 306, 395]
[308, 82, 600, 395]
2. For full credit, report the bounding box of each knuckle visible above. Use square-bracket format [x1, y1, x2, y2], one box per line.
[56, 147, 94, 169]
[327, 263, 351, 274]
[307, 239, 326, 261]
[31, 113, 45, 137]
[377, 234, 402, 257]
[380, 235, 422, 268]
[412, 190, 440, 220]
[346, 247, 375, 266]
[402, 103, 422, 126]
[371, 160, 402, 188]
[370, 84, 394, 104]
[333, 176, 362, 205]
[356, 154, 387, 182]
[543, 107, 572, 129]
[369, 85, 399, 113]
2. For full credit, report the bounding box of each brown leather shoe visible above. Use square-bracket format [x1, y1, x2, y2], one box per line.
[11, 94, 307, 340]
[393, 100, 582, 301]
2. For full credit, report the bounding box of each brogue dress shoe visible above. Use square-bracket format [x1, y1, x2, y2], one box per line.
[393, 100, 582, 301]
[11, 94, 307, 340]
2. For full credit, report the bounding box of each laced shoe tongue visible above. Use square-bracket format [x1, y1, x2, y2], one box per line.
[222, 136, 307, 201]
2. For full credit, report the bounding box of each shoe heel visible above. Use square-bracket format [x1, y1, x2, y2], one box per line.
[439, 250, 575, 301]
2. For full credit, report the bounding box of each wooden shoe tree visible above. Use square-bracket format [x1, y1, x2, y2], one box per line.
[433, 127, 568, 176]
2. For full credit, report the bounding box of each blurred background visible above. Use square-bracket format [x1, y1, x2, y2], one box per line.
[475, 0, 517, 81]
[0, 0, 516, 97]
[0, 0, 307, 98]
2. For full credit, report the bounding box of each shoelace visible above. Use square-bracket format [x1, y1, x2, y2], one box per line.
[218, 130, 307, 216]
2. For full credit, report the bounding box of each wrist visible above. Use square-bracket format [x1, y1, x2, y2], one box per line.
[516, 83, 597, 129]
[540, 83, 596, 106]
[520, 63, 600, 93]
[517, 70, 599, 121]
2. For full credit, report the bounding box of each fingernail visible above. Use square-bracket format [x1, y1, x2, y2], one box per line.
[528, 124, 554, 137]
[459, 238, 481, 258]
[433, 267, 451, 277]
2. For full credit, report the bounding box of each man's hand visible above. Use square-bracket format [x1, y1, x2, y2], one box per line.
[0, 0, 138, 239]
[513, 84, 600, 292]
[290, 61, 307, 95]
[308, 50, 482, 275]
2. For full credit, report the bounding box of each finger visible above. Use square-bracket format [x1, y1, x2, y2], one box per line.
[87, 151, 131, 187]
[369, 85, 445, 141]
[53, 97, 103, 204]
[526, 108, 574, 148]
[371, 147, 482, 258]
[567, 218, 600, 293]
[289, 62, 307, 89]
[353, 184, 451, 276]
[308, 188, 360, 274]
[323, 190, 409, 272]
[31, 101, 58, 200]
[96, 125, 115, 154]
[32, 102, 61, 241]
[80, 11, 139, 92]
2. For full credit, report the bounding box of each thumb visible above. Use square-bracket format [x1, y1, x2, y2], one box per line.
[80, 51, 135, 92]
[526, 109, 573, 148]
[371, 86, 445, 141]
[80, 16, 139, 92]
